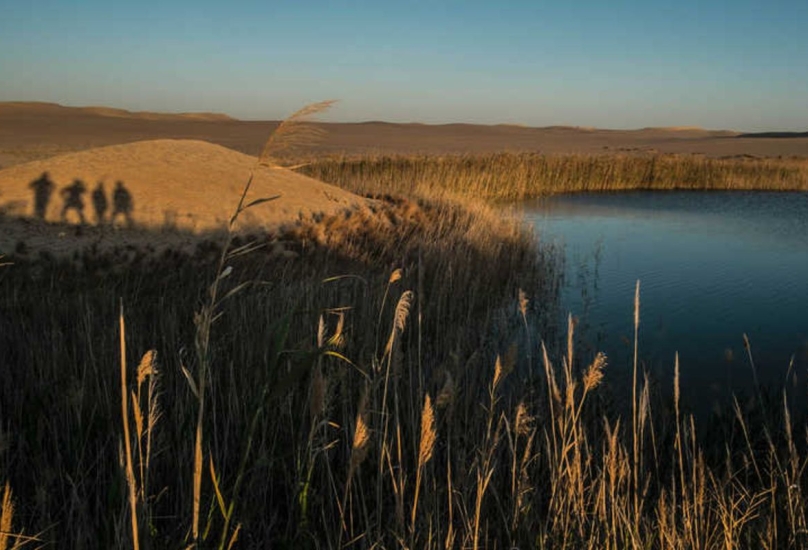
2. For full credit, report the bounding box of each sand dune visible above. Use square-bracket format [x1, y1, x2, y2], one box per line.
[0, 139, 368, 233]
[0, 101, 234, 122]
[2, 102, 807, 170]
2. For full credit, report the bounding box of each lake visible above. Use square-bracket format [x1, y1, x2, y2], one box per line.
[525, 191, 808, 407]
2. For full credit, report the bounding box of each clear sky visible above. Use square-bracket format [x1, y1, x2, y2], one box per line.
[1, 0, 806, 131]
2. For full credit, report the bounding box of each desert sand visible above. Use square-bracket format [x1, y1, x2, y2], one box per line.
[1, 102, 807, 170]
[0, 138, 368, 229]
[0, 138, 371, 256]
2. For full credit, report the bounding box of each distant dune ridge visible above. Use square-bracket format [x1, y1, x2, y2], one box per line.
[1, 102, 807, 163]
[0, 139, 369, 232]
[0, 101, 234, 122]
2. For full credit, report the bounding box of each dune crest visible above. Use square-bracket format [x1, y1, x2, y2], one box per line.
[0, 101, 235, 122]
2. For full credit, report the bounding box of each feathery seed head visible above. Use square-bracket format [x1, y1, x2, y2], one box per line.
[583, 352, 607, 392]
[384, 290, 414, 355]
[350, 415, 370, 469]
[418, 394, 437, 467]
[136, 350, 157, 385]
[350, 385, 371, 469]
[259, 100, 337, 167]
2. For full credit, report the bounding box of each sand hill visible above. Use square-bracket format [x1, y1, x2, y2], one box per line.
[0, 139, 368, 234]
[3, 102, 807, 167]
[0, 101, 234, 122]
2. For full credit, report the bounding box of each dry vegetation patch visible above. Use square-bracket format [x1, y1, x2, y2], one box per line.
[301, 152, 808, 199]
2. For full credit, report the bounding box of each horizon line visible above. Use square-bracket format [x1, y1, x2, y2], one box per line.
[3, 100, 806, 135]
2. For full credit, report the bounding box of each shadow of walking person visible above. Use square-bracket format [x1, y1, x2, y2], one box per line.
[111, 180, 134, 228]
[60, 179, 87, 224]
[92, 181, 108, 225]
[29, 171, 55, 220]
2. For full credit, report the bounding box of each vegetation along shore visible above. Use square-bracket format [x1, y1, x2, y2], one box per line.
[301, 152, 808, 200]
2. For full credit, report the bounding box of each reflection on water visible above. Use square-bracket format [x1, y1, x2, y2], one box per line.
[524, 191, 808, 406]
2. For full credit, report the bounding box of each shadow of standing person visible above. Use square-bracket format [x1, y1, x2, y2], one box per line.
[60, 179, 87, 224]
[29, 171, 55, 220]
[111, 180, 134, 227]
[92, 181, 108, 225]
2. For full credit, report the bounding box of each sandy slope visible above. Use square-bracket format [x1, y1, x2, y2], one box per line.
[0, 139, 368, 233]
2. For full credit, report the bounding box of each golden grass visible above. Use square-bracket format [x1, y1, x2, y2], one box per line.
[300, 152, 808, 200]
[411, 393, 436, 532]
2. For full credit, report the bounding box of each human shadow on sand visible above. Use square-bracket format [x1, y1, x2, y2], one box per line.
[23, 175, 135, 227]
[111, 180, 134, 227]
[28, 172, 55, 219]
[92, 181, 108, 224]
[60, 178, 87, 224]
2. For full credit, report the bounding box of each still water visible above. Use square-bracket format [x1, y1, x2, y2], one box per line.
[525, 191, 808, 403]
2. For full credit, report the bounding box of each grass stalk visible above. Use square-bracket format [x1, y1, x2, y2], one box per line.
[119, 306, 141, 550]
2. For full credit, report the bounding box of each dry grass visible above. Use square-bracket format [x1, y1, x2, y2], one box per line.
[0, 186, 549, 548]
[300, 152, 808, 200]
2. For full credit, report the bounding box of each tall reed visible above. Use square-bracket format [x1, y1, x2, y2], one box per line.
[300, 152, 808, 200]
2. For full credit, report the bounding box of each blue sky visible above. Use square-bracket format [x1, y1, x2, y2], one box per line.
[1, 0, 806, 130]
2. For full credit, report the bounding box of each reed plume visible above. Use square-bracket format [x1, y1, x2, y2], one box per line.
[411, 393, 437, 533]
[259, 100, 337, 167]
[583, 351, 607, 393]
[340, 384, 371, 540]
[384, 290, 414, 357]
[345, 385, 371, 498]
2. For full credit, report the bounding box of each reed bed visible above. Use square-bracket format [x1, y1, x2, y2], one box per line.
[1, 234, 806, 548]
[300, 152, 808, 200]
[0, 182, 559, 547]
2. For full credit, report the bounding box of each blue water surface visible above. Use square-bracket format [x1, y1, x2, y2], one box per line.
[524, 191, 808, 404]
